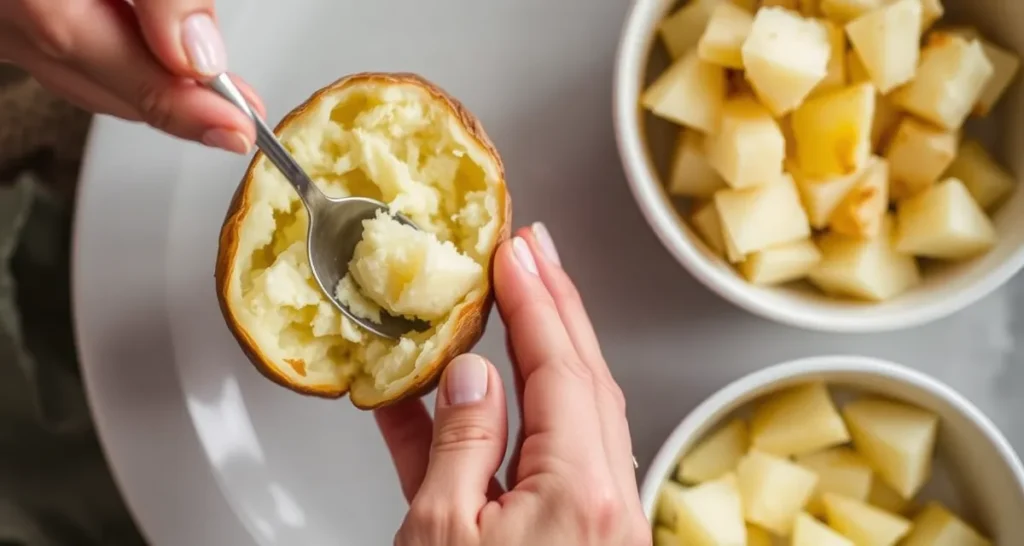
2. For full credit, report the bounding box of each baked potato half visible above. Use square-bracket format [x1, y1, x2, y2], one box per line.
[215, 72, 511, 409]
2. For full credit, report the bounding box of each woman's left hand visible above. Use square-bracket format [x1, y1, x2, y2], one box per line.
[1, 0, 264, 153]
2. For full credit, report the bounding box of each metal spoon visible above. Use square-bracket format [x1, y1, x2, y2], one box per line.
[206, 73, 428, 339]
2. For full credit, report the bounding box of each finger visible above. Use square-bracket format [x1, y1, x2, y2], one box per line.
[21, 0, 255, 152]
[519, 224, 642, 505]
[1, 34, 140, 121]
[374, 398, 433, 503]
[493, 238, 602, 447]
[415, 354, 507, 511]
[131, 1, 223, 78]
[503, 334, 525, 487]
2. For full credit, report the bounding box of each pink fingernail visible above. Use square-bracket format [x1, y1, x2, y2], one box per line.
[512, 237, 538, 275]
[445, 354, 489, 405]
[202, 128, 250, 154]
[532, 222, 561, 266]
[182, 13, 227, 76]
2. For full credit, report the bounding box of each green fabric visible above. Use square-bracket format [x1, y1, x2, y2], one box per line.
[0, 69, 146, 545]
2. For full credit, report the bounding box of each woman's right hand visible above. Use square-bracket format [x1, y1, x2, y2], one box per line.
[375, 223, 652, 546]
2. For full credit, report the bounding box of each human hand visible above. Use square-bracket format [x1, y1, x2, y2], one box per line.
[375, 224, 651, 546]
[0, 0, 264, 154]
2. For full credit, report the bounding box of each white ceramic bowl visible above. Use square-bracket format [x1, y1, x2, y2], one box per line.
[639, 355, 1024, 542]
[613, 0, 1024, 333]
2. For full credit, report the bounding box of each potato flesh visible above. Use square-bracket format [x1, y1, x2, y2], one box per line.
[893, 34, 994, 131]
[894, 178, 997, 261]
[741, 7, 831, 116]
[902, 502, 993, 546]
[823, 493, 913, 546]
[698, 2, 754, 69]
[653, 526, 685, 546]
[348, 212, 483, 321]
[659, 0, 720, 59]
[809, 217, 921, 302]
[845, 0, 922, 93]
[750, 381, 850, 457]
[642, 49, 726, 133]
[885, 118, 958, 201]
[793, 512, 855, 546]
[706, 97, 786, 189]
[714, 174, 811, 255]
[669, 130, 727, 198]
[672, 474, 747, 545]
[740, 238, 822, 286]
[792, 83, 876, 178]
[842, 398, 939, 499]
[232, 83, 501, 392]
[677, 418, 749, 484]
[944, 140, 1015, 211]
[796, 447, 874, 516]
[736, 450, 819, 536]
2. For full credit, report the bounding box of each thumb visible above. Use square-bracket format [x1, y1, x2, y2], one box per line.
[415, 354, 508, 508]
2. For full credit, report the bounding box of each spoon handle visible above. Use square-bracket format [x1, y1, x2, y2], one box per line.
[205, 73, 326, 210]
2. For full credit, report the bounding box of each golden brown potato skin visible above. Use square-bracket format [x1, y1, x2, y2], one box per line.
[214, 72, 512, 408]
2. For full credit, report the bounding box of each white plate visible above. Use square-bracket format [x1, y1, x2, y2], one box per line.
[72, 0, 1024, 544]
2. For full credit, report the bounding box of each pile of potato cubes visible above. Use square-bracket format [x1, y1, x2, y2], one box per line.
[641, 0, 1020, 302]
[654, 382, 993, 546]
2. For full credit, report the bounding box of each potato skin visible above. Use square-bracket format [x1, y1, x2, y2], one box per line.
[214, 72, 512, 408]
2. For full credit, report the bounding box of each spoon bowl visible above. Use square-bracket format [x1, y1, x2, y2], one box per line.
[207, 73, 425, 339]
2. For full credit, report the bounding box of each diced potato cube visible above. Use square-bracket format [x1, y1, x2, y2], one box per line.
[692, 202, 746, 263]
[811, 20, 848, 96]
[706, 97, 786, 187]
[885, 118, 958, 200]
[902, 502, 993, 546]
[830, 156, 889, 238]
[699, 2, 755, 69]
[723, 228, 745, 263]
[736, 450, 819, 536]
[796, 447, 874, 516]
[895, 178, 997, 260]
[659, 0, 719, 59]
[871, 94, 903, 152]
[920, 0, 944, 30]
[657, 481, 688, 527]
[677, 418, 749, 484]
[973, 38, 1020, 116]
[842, 398, 939, 499]
[809, 216, 921, 301]
[944, 139, 1016, 210]
[867, 479, 911, 515]
[845, 0, 923, 93]
[673, 474, 748, 545]
[792, 83, 876, 178]
[746, 525, 775, 546]
[821, 0, 882, 23]
[715, 174, 811, 254]
[791, 163, 863, 229]
[741, 7, 831, 116]
[642, 50, 727, 133]
[892, 33, 995, 130]
[793, 512, 854, 546]
[669, 130, 727, 198]
[750, 382, 850, 457]
[740, 239, 822, 285]
[654, 526, 685, 546]
[823, 493, 913, 546]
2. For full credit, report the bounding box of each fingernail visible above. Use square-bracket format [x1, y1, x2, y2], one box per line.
[532, 222, 561, 266]
[182, 12, 227, 76]
[202, 128, 250, 154]
[512, 236, 538, 275]
[445, 354, 489, 405]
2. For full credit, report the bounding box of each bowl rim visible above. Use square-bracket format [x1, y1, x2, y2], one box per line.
[612, 0, 1024, 334]
[638, 354, 1024, 520]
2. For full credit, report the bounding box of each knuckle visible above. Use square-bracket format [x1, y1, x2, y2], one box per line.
[598, 374, 627, 413]
[553, 354, 593, 384]
[406, 499, 449, 529]
[137, 80, 176, 132]
[433, 415, 500, 453]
